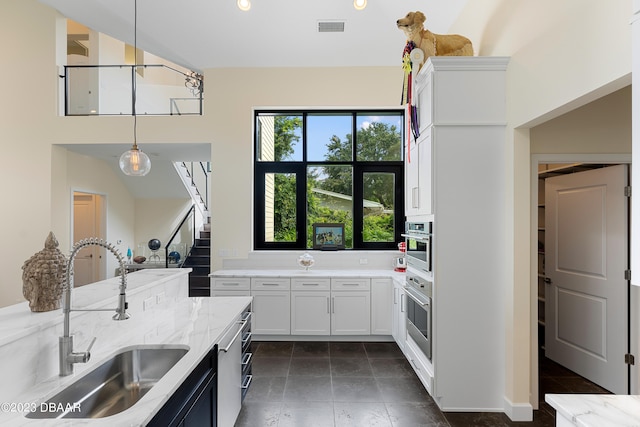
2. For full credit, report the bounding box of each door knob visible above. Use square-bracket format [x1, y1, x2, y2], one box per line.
[544, 277, 552, 284]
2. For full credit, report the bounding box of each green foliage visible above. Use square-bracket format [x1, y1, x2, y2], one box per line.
[270, 115, 400, 246]
[273, 173, 297, 242]
[363, 214, 395, 242]
[274, 116, 302, 161]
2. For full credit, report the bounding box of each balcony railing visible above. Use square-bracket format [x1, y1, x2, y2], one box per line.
[62, 64, 203, 116]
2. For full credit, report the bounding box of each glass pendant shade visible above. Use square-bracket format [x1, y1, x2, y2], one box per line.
[119, 145, 151, 176]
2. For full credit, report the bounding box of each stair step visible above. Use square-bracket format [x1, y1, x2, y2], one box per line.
[190, 246, 210, 256]
[185, 266, 209, 276]
[188, 274, 210, 297]
[184, 257, 210, 266]
[188, 275, 210, 286]
[200, 231, 210, 238]
[195, 238, 210, 247]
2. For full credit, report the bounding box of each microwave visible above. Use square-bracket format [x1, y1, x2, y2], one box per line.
[402, 222, 432, 274]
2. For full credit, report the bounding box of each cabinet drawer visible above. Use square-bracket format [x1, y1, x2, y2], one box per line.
[210, 290, 251, 297]
[212, 277, 250, 290]
[291, 277, 331, 290]
[331, 278, 370, 291]
[251, 277, 291, 290]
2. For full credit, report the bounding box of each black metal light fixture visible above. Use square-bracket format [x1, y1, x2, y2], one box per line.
[120, 0, 151, 176]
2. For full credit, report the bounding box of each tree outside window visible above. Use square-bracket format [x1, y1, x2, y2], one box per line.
[255, 110, 404, 250]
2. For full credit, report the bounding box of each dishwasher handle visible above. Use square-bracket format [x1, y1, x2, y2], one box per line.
[219, 319, 247, 353]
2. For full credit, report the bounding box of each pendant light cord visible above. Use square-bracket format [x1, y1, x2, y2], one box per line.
[132, 0, 138, 149]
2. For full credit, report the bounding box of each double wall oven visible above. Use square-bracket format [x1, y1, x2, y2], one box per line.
[403, 222, 433, 361]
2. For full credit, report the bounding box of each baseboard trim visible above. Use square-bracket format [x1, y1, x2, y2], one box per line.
[504, 397, 533, 422]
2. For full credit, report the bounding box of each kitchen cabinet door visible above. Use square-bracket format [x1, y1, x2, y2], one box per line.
[251, 290, 290, 335]
[291, 291, 330, 335]
[392, 279, 407, 352]
[371, 278, 392, 335]
[405, 132, 432, 218]
[331, 291, 370, 335]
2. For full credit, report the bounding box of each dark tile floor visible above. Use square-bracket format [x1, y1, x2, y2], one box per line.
[235, 342, 609, 427]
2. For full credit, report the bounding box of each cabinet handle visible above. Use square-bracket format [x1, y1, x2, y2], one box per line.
[222, 282, 240, 286]
[327, 297, 330, 314]
[400, 294, 405, 313]
[340, 283, 360, 286]
[220, 320, 247, 352]
[241, 352, 252, 366]
[242, 374, 253, 389]
[412, 187, 420, 209]
[261, 283, 280, 286]
[302, 283, 319, 286]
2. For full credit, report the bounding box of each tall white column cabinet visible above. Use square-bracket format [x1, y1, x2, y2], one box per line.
[407, 57, 510, 412]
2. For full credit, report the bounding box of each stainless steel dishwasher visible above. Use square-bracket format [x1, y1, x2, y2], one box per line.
[217, 305, 252, 427]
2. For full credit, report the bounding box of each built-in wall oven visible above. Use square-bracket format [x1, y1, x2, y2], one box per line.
[402, 222, 432, 274]
[405, 271, 432, 361]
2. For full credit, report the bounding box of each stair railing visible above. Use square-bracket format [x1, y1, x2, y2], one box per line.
[164, 204, 196, 268]
[184, 161, 210, 211]
[62, 64, 203, 116]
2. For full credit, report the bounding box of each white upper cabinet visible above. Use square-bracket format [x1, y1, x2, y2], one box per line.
[414, 57, 508, 127]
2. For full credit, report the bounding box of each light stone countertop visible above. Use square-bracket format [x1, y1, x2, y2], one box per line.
[546, 394, 640, 427]
[210, 269, 404, 278]
[0, 269, 252, 426]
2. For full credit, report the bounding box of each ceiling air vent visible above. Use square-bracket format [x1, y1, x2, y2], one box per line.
[318, 20, 345, 33]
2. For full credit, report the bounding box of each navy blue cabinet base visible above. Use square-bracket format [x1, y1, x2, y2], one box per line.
[148, 345, 218, 427]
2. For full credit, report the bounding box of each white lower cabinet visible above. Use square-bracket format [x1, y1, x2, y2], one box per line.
[371, 278, 393, 335]
[331, 278, 371, 335]
[331, 291, 371, 335]
[392, 278, 407, 352]
[251, 278, 291, 335]
[291, 291, 331, 335]
[212, 274, 395, 338]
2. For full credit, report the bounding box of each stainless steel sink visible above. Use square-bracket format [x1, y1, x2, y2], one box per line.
[26, 345, 189, 419]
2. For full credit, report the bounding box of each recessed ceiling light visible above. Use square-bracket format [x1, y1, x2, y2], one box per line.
[354, 0, 366, 11]
[237, 0, 251, 11]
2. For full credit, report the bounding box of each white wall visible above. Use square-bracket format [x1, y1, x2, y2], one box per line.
[51, 148, 137, 278]
[450, 0, 633, 416]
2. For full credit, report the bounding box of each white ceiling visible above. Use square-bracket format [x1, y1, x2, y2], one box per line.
[44, 0, 469, 198]
[39, 0, 470, 71]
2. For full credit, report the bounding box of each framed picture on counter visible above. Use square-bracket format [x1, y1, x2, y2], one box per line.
[312, 223, 345, 250]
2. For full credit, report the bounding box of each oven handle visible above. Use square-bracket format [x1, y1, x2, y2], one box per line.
[404, 286, 431, 307]
[401, 233, 431, 242]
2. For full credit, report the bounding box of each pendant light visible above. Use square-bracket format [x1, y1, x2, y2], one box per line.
[120, 0, 151, 176]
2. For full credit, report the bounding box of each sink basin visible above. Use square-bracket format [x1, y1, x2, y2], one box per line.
[26, 345, 189, 419]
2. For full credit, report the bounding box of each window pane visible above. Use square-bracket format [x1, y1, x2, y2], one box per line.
[363, 172, 395, 242]
[265, 172, 297, 242]
[257, 114, 302, 161]
[356, 113, 403, 161]
[307, 166, 353, 248]
[307, 113, 352, 161]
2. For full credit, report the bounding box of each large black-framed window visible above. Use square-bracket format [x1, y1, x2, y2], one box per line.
[254, 110, 405, 250]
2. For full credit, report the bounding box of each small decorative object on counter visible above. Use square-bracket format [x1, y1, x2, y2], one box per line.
[394, 241, 407, 272]
[168, 251, 181, 264]
[133, 255, 146, 264]
[21, 231, 67, 312]
[148, 238, 161, 263]
[126, 247, 132, 263]
[297, 252, 315, 271]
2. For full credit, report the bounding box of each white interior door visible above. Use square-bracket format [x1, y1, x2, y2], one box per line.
[73, 193, 102, 287]
[545, 164, 629, 394]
